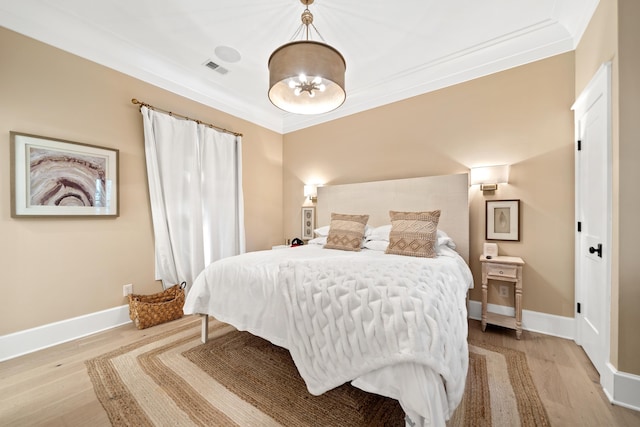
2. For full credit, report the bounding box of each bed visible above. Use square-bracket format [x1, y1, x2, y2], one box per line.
[184, 173, 472, 427]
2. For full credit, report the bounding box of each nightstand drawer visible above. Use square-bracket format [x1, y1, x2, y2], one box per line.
[486, 264, 517, 278]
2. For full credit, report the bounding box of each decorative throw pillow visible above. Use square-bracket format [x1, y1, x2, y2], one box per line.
[385, 210, 441, 258]
[324, 213, 370, 252]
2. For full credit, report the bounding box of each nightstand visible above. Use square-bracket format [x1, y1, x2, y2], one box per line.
[480, 255, 525, 339]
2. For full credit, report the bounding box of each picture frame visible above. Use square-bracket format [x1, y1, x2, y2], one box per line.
[483, 242, 499, 257]
[10, 132, 119, 217]
[486, 199, 520, 241]
[301, 206, 315, 240]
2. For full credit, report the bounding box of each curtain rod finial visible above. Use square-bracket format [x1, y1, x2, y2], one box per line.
[131, 98, 139, 104]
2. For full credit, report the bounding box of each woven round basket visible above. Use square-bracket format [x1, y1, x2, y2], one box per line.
[128, 283, 185, 329]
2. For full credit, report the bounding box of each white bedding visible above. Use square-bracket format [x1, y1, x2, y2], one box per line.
[184, 245, 473, 426]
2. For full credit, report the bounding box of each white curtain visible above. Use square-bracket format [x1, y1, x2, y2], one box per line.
[141, 106, 245, 291]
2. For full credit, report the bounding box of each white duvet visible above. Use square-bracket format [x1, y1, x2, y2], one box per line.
[184, 245, 472, 427]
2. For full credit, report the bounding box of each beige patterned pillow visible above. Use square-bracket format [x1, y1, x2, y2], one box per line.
[324, 213, 370, 252]
[385, 210, 441, 258]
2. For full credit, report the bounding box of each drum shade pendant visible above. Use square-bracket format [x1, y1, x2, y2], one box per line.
[268, 0, 346, 115]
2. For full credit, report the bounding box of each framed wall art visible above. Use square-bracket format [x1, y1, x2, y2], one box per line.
[10, 132, 119, 217]
[301, 206, 315, 240]
[486, 199, 520, 241]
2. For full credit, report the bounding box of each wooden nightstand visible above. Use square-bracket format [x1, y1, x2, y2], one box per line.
[480, 255, 525, 339]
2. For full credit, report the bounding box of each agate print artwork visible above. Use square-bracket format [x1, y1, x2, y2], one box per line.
[29, 147, 108, 208]
[11, 132, 119, 217]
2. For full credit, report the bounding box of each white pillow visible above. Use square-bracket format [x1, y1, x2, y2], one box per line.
[363, 240, 389, 251]
[366, 224, 392, 241]
[437, 230, 456, 249]
[308, 236, 327, 245]
[313, 225, 331, 237]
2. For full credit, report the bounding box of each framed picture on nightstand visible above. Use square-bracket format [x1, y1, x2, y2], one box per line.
[483, 242, 499, 257]
[486, 199, 520, 241]
[301, 207, 315, 240]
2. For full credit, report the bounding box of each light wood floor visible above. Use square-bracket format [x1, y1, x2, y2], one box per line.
[1, 316, 639, 426]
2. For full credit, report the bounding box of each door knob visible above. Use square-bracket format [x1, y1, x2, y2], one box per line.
[589, 243, 603, 258]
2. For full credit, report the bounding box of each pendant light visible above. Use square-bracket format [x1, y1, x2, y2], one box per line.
[268, 0, 346, 115]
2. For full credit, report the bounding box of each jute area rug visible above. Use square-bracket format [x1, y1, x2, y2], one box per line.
[86, 317, 550, 426]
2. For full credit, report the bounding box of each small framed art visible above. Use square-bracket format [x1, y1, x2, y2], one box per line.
[486, 199, 520, 241]
[483, 242, 499, 257]
[10, 132, 119, 217]
[301, 206, 315, 240]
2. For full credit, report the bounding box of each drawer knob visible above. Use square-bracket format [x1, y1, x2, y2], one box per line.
[499, 270, 504, 274]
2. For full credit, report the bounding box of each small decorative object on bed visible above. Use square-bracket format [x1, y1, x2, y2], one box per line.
[486, 199, 520, 241]
[301, 206, 315, 240]
[128, 283, 186, 330]
[10, 132, 119, 217]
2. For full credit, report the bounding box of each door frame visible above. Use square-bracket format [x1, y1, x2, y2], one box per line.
[572, 61, 613, 390]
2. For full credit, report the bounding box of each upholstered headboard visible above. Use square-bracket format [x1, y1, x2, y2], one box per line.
[316, 173, 469, 263]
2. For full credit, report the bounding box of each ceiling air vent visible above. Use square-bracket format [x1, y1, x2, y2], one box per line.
[204, 60, 229, 75]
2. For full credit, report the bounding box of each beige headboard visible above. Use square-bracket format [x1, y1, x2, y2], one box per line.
[316, 173, 469, 263]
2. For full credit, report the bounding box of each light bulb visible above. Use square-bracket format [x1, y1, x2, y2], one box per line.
[298, 73, 307, 83]
[294, 87, 301, 96]
[308, 91, 315, 98]
[318, 84, 326, 92]
[312, 76, 322, 84]
[288, 80, 297, 89]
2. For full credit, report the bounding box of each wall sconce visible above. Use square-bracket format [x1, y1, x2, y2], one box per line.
[304, 184, 318, 202]
[470, 165, 510, 192]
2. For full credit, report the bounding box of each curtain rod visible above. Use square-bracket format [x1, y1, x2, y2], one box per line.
[131, 98, 243, 137]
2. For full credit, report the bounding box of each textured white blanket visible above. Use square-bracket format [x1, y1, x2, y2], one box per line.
[279, 256, 469, 418]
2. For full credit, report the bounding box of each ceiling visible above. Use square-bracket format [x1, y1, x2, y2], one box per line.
[0, 0, 598, 134]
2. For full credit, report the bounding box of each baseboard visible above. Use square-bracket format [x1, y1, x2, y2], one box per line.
[606, 363, 640, 412]
[468, 300, 575, 339]
[0, 305, 130, 362]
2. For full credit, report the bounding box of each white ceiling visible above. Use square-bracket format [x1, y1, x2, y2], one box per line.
[0, 0, 598, 134]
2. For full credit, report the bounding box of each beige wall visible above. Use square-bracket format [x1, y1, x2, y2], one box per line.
[284, 53, 576, 318]
[575, 0, 640, 376]
[0, 27, 283, 335]
[616, 0, 640, 375]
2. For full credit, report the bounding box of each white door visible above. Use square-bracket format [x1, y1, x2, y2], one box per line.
[573, 62, 611, 378]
